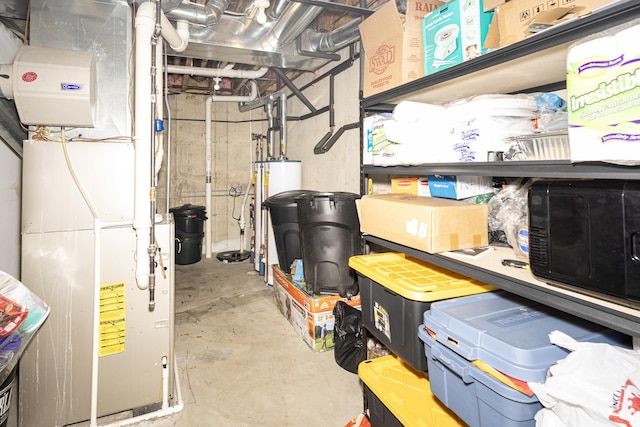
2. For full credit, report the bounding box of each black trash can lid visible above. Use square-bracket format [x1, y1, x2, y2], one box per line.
[170, 204, 207, 215]
[294, 191, 361, 202]
[263, 190, 316, 208]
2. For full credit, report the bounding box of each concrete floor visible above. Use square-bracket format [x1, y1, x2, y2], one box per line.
[135, 256, 364, 427]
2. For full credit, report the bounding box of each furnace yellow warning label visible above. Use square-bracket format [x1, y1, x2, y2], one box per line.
[99, 281, 126, 356]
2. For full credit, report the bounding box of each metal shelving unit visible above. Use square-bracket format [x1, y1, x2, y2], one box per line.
[365, 236, 640, 337]
[363, 161, 640, 179]
[362, 1, 640, 108]
[360, 1, 640, 337]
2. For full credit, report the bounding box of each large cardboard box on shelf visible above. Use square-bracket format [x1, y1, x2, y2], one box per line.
[489, 0, 613, 48]
[358, 193, 488, 253]
[359, 0, 441, 98]
[272, 266, 361, 352]
[423, 0, 494, 76]
[483, 0, 507, 12]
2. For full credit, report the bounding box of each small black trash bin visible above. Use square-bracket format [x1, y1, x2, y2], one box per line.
[170, 204, 207, 265]
[263, 190, 316, 274]
[170, 204, 208, 234]
[175, 230, 205, 265]
[295, 192, 364, 297]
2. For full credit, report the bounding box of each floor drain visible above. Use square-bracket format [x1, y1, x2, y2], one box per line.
[217, 250, 251, 263]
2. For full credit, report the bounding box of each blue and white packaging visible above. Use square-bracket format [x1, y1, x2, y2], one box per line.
[422, 0, 494, 76]
[427, 175, 493, 199]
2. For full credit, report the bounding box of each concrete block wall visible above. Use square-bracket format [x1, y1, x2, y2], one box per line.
[158, 50, 361, 254]
[159, 93, 268, 253]
[287, 54, 361, 194]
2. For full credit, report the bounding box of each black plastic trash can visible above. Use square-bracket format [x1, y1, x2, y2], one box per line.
[295, 192, 364, 297]
[263, 190, 316, 273]
[170, 204, 207, 265]
[175, 230, 205, 265]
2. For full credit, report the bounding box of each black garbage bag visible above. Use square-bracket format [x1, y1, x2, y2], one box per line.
[333, 300, 365, 374]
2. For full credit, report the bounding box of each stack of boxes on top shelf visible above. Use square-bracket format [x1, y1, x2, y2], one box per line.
[359, 0, 616, 98]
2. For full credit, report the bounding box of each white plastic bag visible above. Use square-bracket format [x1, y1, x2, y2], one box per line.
[529, 330, 640, 427]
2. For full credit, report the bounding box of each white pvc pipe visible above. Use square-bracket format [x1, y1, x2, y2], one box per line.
[134, 1, 188, 289]
[205, 98, 213, 258]
[166, 64, 269, 79]
[161, 15, 189, 53]
[90, 218, 102, 427]
[161, 356, 169, 411]
[204, 81, 259, 258]
[210, 80, 258, 102]
[155, 34, 165, 178]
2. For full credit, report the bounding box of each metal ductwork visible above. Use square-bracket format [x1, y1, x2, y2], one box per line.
[151, 0, 365, 71]
[237, 90, 287, 112]
[262, 2, 324, 50]
[165, 0, 229, 27]
[304, 18, 362, 53]
[266, 0, 290, 21]
[156, 0, 184, 13]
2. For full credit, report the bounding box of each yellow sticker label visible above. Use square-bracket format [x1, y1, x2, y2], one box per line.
[99, 281, 126, 357]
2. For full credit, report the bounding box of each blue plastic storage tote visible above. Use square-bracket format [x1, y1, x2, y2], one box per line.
[418, 291, 631, 427]
[421, 291, 630, 384]
[419, 326, 541, 427]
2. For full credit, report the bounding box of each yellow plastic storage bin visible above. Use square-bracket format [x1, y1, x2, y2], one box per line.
[349, 252, 496, 371]
[358, 354, 466, 427]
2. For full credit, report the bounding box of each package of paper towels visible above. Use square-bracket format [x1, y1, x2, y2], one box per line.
[567, 18, 640, 165]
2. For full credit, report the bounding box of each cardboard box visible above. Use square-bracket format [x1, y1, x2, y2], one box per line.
[406, 0, 443, 30]
[359, 193, 488, 253]
[359, 0, 441, 97]
[423, 0, 494, 76]
[391, 177, 431, 196]
[272, 266, 361, 352]
[427, 175, 493, 199]
[491, 0, 613, 47]
[483, 0, 506, 12]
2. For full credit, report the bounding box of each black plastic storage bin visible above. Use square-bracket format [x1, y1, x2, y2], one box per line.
[295, 192, 364, 297]
[364, 384, 403, 427]
[175, 230, 204, 265]
[170, 204, 207, 265]
[263, 190, 316, 273]
[170, 204, 208, 234]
